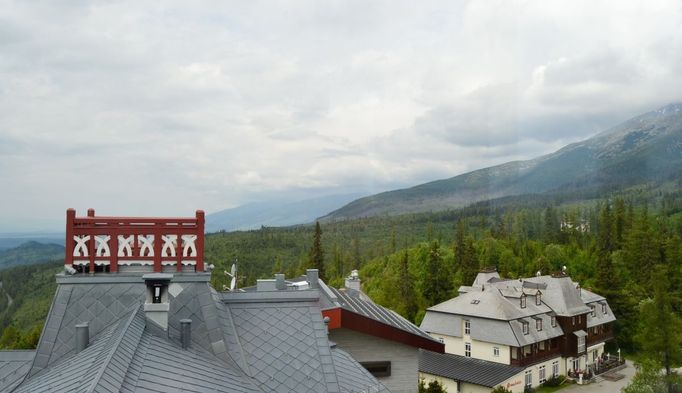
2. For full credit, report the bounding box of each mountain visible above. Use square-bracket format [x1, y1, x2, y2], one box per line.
[0, 241, 64, 270]
[206, 193, 366, 232]
[322, 103, 682, 220]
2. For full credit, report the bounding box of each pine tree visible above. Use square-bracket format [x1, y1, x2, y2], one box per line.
[398, 250, 418, 321]
[308, 222, 326, 281]
[635, 265, 682, 393]
[596, 201, 618, 294]
[422, 240, 452, 306]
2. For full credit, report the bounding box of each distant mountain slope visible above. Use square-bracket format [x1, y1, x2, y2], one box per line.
[206, 193, 365, 232]
[0, 241, 64, 270]
[323, 103, 682, 220]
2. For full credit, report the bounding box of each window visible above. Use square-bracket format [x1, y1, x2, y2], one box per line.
[571, 316, 575, 326]
[521, 294, 527, 308]
[590, 305, 595, 317]
[438, 337, 444, 343]
[577, 335, 586, 353]
[536, 290, 542, 305]
[572, 358, 580, 372]
[602, 303, 607, 314]
[578, 314, 582, 324]
[464, 319, 471, 335]
[360, 361, 391, 377]
[551, 316, 557, 327]
[465, 342, 471, 357]
[539, 340, 546, 351]
[493, 347, 500, 357]
[536, 319, 542, 331]
[552, 361, 559, 377]
[539, 365, 546, 384]
[522, 321, 529, 335]
[525, 370, 532, 389]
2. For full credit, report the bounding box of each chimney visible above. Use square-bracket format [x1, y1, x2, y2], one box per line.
[275, 273, 286, 290]
[306, 269, 319, 289]
[75, 322, 89, 353]
[180, 319, 191, 349]
[143, 273, 173, 331]
[345, 270, 361, 292]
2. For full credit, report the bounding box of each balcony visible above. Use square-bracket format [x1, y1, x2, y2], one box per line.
[511, 347, 562, 367]
[586, 329, 614, 346]
[64, 209, 205, 273]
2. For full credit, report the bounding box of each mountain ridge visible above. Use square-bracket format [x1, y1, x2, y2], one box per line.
[321, 103, 682, 220]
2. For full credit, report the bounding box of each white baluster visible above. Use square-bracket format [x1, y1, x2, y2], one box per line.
[118, 235, 134, 256]
[161, 235, 177, 257]
[181, 235, 197, 257]
[73, 235, 90, 257]
[139, 235, 155, 257]
[95, 235, 111, 256]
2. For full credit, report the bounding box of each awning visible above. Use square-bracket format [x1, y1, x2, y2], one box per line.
[574, 330, 588, 338]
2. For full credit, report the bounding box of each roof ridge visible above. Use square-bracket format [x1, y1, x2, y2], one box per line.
[85, 304, 144, 393]
[220, 300, 253, 377]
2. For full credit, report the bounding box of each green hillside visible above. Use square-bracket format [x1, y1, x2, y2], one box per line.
[323, 103, 682, 220]
[0, 241, 64, 270]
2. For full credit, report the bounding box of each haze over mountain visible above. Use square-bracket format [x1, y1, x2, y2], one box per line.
[322, 103, 682, 220]
[206, 193, 365, 232]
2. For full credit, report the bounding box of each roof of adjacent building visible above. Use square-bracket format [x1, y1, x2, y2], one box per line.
[421, 271, 614, 347]
[418, 349, 523, 387]
[278, 273, 441, 348]
[0, 351, 34, 392]
[327, 286, 436, 342]
[1, 272, 391, 393]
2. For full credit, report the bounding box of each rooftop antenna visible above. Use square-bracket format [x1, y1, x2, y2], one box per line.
[224, 259, 238, 291]
[536, 270, 541, 277]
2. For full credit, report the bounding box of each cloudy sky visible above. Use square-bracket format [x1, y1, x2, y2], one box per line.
[1, 0, 681, 232]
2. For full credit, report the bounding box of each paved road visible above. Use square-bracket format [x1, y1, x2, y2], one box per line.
[562, 360, 635, 393]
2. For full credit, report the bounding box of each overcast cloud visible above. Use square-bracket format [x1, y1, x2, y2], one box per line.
[1, 0, 681, 231]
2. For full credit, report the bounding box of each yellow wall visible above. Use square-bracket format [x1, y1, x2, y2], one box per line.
[419, 372, 458, 393]
[430, 333, 510, 365]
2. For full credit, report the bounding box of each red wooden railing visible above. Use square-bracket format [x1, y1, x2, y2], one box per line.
[65, 209, 205, 273]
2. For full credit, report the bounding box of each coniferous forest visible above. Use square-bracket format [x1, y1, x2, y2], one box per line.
[0, 188, 681, 389]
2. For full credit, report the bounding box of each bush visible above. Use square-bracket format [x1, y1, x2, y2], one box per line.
[523, 387, 536, 393]
[542, 375, 566, 387]
[491, 386, 512, 393]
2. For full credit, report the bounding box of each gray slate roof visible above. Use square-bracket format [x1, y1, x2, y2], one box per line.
[6, 273, 390, 393]
[0, 351, 34, 392]
[331, 348, 390, 393]
[326, 286, 437, 342]
[418, 349, 523, 388]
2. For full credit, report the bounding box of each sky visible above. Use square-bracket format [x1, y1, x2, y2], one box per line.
[1, 0, 682, 232]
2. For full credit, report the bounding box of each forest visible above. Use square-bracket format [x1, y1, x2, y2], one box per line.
[0, 187, 681, 390]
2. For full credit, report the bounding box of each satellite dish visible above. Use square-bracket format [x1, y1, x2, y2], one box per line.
[225, 263, 237, 291]
[536, 271, 541, 277]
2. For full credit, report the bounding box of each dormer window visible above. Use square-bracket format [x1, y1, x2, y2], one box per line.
[590, 305, 596, 317]
[522, 321, 529, 335]
[521, 294, 527, 308]
[551, 316, 557, 327]
[536, 290, 542, 306]
[602, 303, 607, 314]
[536, 319, 542, 331]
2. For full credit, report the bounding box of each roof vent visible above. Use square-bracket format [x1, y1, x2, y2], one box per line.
[75, 322, 89, 353]
[306, 269, 320, 289]
[275, 273, 286, 290]
[180, 319, 192, 349]
[345, 270, 361, 291]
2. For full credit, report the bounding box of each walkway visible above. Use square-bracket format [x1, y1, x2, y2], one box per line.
[562, 360, 635, 393]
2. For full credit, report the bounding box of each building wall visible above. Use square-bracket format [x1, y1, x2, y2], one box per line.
[429, 332, 510, 365]
[418, 372, 458, 393]
[330, 328, 419, 393]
